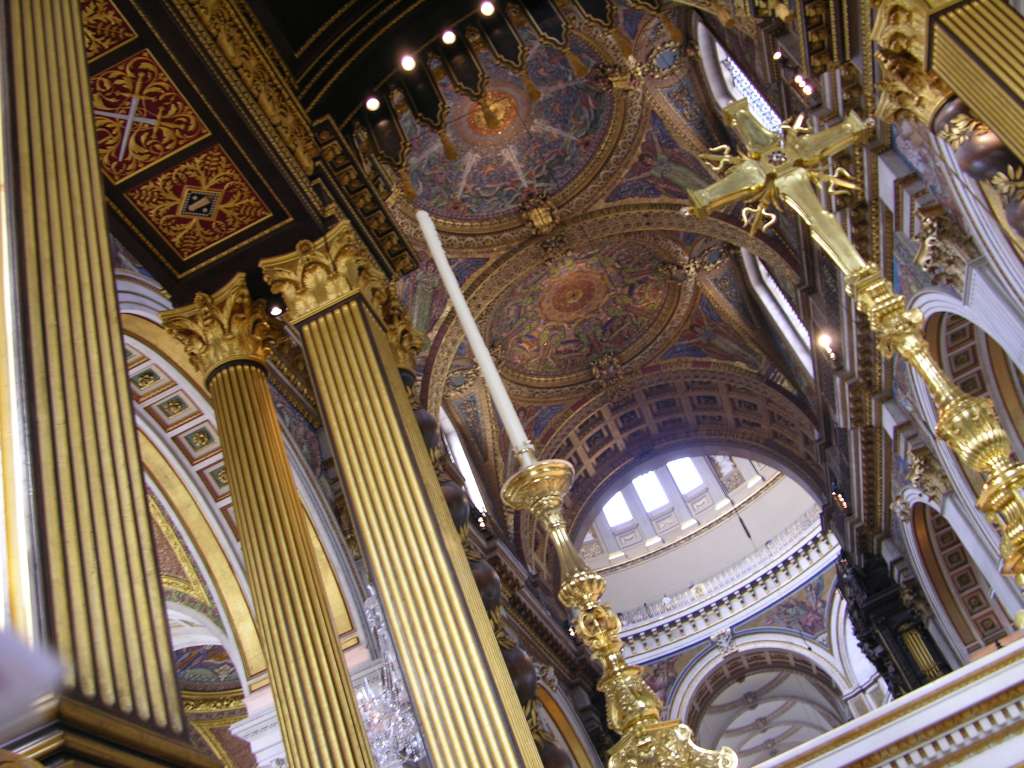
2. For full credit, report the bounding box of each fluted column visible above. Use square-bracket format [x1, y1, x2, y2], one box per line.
[161, 276, 373, 768]
[260, 221, 542, 767]
[1, 1, 210, 764]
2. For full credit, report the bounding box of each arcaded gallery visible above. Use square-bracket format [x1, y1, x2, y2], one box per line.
[0, 0, 1023, 766]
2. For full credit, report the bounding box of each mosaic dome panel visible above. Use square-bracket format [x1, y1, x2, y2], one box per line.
[403, 35, 615, 227]
[486, 239, 675, 384]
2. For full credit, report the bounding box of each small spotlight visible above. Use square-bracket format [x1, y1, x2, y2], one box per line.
[818, 332, 836, 360]
[802, 84, 814, 96]
[794, 74, 805, 85]
[365, 96, 381, 112]
[772, 50, 783, 61]
[442, 29, 456, 45]
[480, 0, 496, 16]
[269, 303, 284, 317]
[401, 54, 416, 71]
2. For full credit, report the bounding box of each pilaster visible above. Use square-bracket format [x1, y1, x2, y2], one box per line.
[260, 220, 543, 767]
[162, 275, 374, 768]
[1, 0, 211, 763]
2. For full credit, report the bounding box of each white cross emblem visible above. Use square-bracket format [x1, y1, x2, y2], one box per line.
[95, 92, 158, 161]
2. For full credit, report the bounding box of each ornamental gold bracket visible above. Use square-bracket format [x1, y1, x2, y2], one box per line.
[685, 99, 1024, 627]
[502, 460, 738, 768]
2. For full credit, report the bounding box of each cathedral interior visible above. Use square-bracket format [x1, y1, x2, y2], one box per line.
[2, 0, 1024, 766]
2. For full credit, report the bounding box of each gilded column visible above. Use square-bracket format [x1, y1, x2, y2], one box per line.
[260, 222, 542, 767]
[161, 276, 374, 768]
[2, 0, 209, 764]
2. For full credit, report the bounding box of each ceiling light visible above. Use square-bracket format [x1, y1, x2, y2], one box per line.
[365, 96, 381, 112]
[802, 85, 814, 96]
[269, 303, 284, 317]
[644, 536, 663, 547]
[680, 518, 698, 529]
[608, 550, 625, 560]
[714, 498, 731, 510]
[772, 50, 783, 61]
[480, 1, 496, 16]
[401, 54, 416, 71]
[794, 74, 805, 85]
[442, 29, 456, 45]
[818, 332, 836, 360]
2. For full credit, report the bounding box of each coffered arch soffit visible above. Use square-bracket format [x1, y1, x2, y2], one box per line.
[517, 362, 823, 568]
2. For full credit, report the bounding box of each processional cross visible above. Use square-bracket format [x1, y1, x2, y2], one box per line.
[685, 101, 1024, 610]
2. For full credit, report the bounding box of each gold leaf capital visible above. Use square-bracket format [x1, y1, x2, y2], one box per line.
[260, 219, 385, 323]
[161, 273, 273, 379]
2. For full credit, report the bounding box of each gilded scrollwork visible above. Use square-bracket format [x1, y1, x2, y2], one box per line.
[172, 0, 318, 178]
[124, 145, 272, 259]
[90, 49, 211, 182]
[81, 0, 138, 61]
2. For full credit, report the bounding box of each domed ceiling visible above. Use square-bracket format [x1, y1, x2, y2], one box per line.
[403, 33, 616, 227]
[486, 238, 679, 386]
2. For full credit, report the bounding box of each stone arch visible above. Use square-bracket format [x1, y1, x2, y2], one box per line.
[669, 642, 852, 764]
[910, 503, 1013, 657]
[535, 683, 603, 768]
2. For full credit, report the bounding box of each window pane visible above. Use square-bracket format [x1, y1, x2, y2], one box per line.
[439, 408, 487, 512]
[715, 42, 782, 133]
[632, 471, 669, 511]
[758, 259, 811, 349]
[667, 457, 703, 495]
[602, 492, 633, 527]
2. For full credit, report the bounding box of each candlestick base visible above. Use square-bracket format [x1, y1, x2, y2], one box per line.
[502, 460, 737, 768]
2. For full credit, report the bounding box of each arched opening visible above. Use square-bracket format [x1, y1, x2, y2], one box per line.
[911, 503, 1013, 656]
[686, 648, 852, 765]
[924, 312, 1024, 494]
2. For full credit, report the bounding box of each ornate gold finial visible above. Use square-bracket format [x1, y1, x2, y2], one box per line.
[260, 219, 425, 370]
[502, 461, 738, 768]
[161, 273, 273, 379]
[872, 0, 953, 125]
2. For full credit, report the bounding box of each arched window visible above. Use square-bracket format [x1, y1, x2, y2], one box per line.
[697, 22, 782, 133]
[742, 249, 814, 375]
[438, 407, 488, 513]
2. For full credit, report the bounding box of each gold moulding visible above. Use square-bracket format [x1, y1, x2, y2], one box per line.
[501, 459, 738, 768]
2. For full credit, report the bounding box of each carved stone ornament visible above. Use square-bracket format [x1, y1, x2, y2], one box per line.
[521, 192, 558, 235]
[891, 494, 913, 524]
[161, 273, 274, 378]
[261, 219, 425, 369]
[913, 213, 976, 292]
[907, 446, 952, 505]
[872, 0, 953, 126]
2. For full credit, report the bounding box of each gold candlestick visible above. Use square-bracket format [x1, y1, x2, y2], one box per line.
[685, 100, 1024, 626]
[502, 460, 738, 767]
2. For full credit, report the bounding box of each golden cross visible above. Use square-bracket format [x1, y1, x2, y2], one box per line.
[687, 100, 1024, 623]
[684, 99, 872, 275]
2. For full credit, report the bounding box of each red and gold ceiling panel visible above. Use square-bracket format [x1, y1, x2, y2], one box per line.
[81, 0, 137, 62]
[91, 49, 210, 183]
[124, 144, 273, 260]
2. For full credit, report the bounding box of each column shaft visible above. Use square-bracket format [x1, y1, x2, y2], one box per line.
[162, 277, 374, 768]
[3, 1, 210, 763]
[299, 297, 540, 767]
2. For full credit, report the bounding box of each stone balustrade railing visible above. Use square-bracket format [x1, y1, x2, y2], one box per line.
[620, 519, 838, 661]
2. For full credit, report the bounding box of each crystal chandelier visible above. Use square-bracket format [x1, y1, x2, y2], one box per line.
[356, 588, 426, 766]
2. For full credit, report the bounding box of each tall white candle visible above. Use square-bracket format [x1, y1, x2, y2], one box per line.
[416, 210, 536, 469]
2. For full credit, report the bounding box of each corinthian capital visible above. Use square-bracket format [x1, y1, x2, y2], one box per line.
[161, 273, 273, 379]
[873, 0, 952, 126]
[260, 219, 386, 323]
